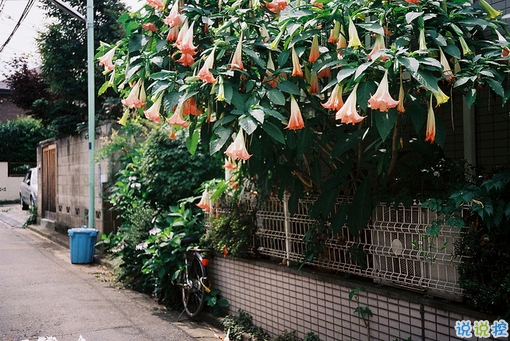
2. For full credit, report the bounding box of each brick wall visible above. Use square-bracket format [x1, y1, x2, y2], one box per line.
[208, 257, 507, 341]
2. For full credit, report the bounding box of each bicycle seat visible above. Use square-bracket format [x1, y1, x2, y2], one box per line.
[181, 236, 200, 246]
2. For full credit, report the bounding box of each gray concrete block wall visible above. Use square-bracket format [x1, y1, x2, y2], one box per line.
[209, 257, 507, 341]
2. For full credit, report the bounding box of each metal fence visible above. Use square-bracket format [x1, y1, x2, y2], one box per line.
[253, 194, 466, 301]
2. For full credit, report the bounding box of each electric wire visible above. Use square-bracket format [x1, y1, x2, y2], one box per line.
[0, 0, 37, 53]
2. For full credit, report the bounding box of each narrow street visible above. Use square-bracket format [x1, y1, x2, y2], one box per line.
[0, 205, 222, 341]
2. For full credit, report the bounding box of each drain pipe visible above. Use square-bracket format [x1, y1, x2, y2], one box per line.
[283, 192, 290, 266]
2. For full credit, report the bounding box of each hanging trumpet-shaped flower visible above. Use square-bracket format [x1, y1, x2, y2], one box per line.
[164, 0, 182, 27]
[425, 94, 436, 143]
[397, 72, 405, 114]
[318, 67, 331, 79]
[322, 83, 344, 111]
[166, 105, 190, 128]
[418, 27, 427, 51]
[263, 53, 278, 88]
[142, 23, 158, 32]
[286, 95, 305, 130]
[168, 126, 177, 140]
[174, 20, 189, 51]
[176, 53, 195, 66]
[368, 70, 399, 112]
[459, 35, 472, 56]
[146, 0, 164, 10]
[291, 47, 303, 77]
[309, 72, 319, 94]
[347, 17, 363, 49]
[433, 86, 449, 106]
[336, 84, 364, 125]
[367, 34, 388, 61]
[196, 190, 212, 213]
[438, 47, 454, 81]
[182, 97, 202, 116]
[225, 129, 252, 161]
[198, 48, 217, 84]
[98, 46, 116, 72]
[479, 0, 502, 19]
[337, 24, 347, 49]
[223, 158, 237, 170]
[144, 95, 163, 124]
[328, 21, 340, 44]
[122, 80, 146, 109]
[308, 35, 320, 63]
[404, 0, 419, 4]
[166, 26, 179, 42]
[177, 22, 196, 56]
[118, 109, 129, 126]
[216, 77, 226, 101]
[230, 32, 244, 70]
[266, 0, 287, 13]
[495, 30, 510, 57]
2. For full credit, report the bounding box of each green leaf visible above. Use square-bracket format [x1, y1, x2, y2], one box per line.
[406, 11, 424, 24]
[129, 34, 149, 52]
[413, 70, 439, 93]
[331, 129, 367, 158]
[331, 201, 348, 236]
[374, 109, 397, 141]
[397, 56, 419, 74]
[277, 49, 291, 68]
[486, 78, 505, 98]
[357, 81, 377, 112]
[278, 81, 301, 95]
[239, 115, 259, 135]
[336, 68, 357, 83]
[185, 130, 200, 156]
[98, 81, 110, 96]
[262, 121, 285, 145]
[210, 126, 232, 154]
[249, 108, 265, 124]
[354, 61, 373, 81]
[217, 298, 230, 307]
[356, 23, 384, 35]
[244, 48, 265, 68]
[266, 88, 286, 106]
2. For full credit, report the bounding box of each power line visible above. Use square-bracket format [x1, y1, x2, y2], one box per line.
[0, 0, 37, 53]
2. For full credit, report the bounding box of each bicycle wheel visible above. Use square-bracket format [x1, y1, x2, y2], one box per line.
[182, 252, 208, 318]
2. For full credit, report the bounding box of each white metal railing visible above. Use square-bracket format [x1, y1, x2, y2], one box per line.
[254, 195, 466, 301]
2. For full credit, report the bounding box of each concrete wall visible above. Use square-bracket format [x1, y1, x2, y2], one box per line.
[0, 163, 24, 201]
[208, 257, 506, 341]
[37, 122, 120, 235]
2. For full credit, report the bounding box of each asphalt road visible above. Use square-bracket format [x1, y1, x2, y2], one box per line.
[0, 205, 223, 341]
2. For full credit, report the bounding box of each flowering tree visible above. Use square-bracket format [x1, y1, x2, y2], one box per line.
[98, 0, 510, 235]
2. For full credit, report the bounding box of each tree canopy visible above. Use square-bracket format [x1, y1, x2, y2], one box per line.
[98, 0, 510, 235]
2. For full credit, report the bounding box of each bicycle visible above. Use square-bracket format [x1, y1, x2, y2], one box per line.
[176, 236, 211, 319]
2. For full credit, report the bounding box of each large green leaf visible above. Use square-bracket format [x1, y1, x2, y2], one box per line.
[278, 81, 301, 95]
[239, 115, 259, 135]
[397, 56, 419, 74]
[262, 121, 286, 145]
[210, 126, 233, 154]
[266, 88, 286, 106]
[185, 130, 200, 156]
[374, 109, 398, 141]
[413, 69, 439, 93]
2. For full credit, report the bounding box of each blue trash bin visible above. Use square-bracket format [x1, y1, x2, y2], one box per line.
[68, 227, 98, 264]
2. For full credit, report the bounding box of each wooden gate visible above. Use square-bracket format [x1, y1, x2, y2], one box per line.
[42, 145, 56, 220]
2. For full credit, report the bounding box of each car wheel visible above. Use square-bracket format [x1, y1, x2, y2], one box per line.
[21, 195, 29, 211]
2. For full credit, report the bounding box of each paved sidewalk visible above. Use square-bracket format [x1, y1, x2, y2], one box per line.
[0, 204, 225, 341]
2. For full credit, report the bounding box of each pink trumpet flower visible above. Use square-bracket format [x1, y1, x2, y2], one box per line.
[230, 32, 244, 70]
[397, 74, 405, 113]
[146, 0, 164, 9]
[336, 84, 365, 125]
[196, 190, 212, 213]
[328, 21, 340, 44]
[198, 48, 217, 84]
[164, 0, 182, 27]
[142, 23, 158, 32]
[337, 24, 347, 49]
[223, 158, 237, 170]
[286, 95, 305, 130]
[368, 34, 388, 61]
[174, 20, 189, 51]
[225, 129, 252, 161]
[425, 94, 436, 143]
[176, 53, 195, 66]
[291, 47, 303, 77]
[166, 105, 190, 128]
[98, 46, 116, 72]
[179, 23, 197, 56]
[144, 95, 162, 124]
[368, 70, 399, 112]
[308, 35, 320, 63]
[322, 83, 344, 111]
[122, 80, 146, 109]
[182, 98, 202, 116]
[166, 26, 179, 42]
[266, 0, 287, 13]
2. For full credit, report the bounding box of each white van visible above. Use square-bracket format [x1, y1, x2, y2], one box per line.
[19, 167, 38, 210]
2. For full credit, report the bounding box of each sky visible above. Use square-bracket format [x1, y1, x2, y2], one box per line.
[0, 0, 142, 79]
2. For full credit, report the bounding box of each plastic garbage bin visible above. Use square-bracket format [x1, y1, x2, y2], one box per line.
[68, 227, 98, 264]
